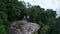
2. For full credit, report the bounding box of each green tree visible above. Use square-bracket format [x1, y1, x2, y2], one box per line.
[0, 0, 26, 34]
[54, 16, 60, 34]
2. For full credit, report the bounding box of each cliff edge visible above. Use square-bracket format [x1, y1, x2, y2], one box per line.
[7, 20, 40, 34]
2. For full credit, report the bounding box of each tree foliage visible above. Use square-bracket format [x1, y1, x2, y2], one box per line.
[0, 0, 59, 34]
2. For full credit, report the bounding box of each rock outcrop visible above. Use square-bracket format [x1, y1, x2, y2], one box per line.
[7, 20, 40, 34]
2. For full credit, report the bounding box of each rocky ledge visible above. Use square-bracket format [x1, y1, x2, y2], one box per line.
[7, 20, 40, 34]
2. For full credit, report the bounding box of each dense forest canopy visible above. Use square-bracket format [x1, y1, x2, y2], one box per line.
[0, 0, 60, 34]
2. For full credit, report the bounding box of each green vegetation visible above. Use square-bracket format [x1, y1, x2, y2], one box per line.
[0, 0, 60, 34]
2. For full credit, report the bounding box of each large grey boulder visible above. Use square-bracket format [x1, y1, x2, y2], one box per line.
[7, 20, 40, 34]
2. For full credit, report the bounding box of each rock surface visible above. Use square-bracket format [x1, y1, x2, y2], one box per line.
[7, 20, 40, 34]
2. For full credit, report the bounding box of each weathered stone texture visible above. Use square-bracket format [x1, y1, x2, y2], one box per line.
[7, 20, 40, 34]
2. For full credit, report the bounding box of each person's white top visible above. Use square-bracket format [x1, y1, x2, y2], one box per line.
[27, 15, 29, 19]
[24, 16, 26, 19]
